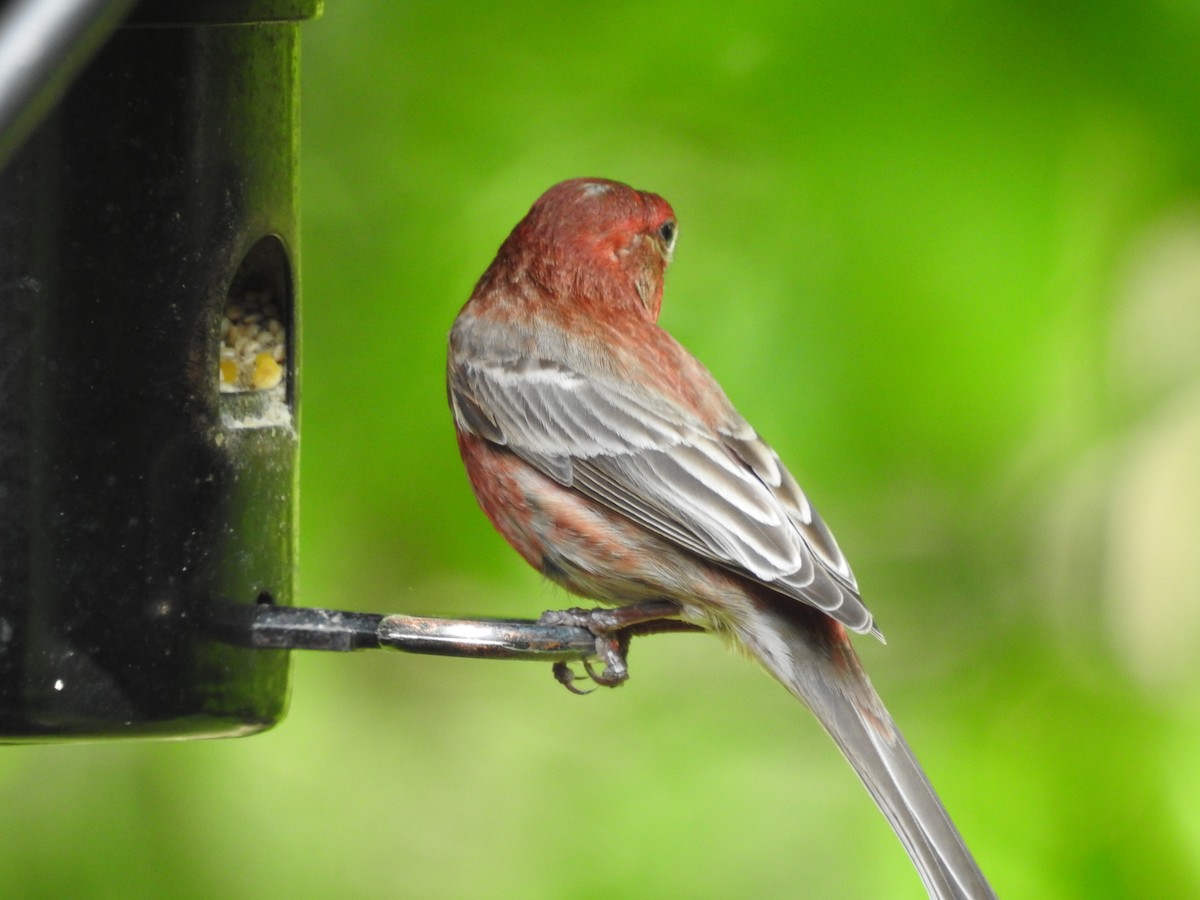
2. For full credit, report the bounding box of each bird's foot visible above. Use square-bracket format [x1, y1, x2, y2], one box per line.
[538, 600, 692, 693]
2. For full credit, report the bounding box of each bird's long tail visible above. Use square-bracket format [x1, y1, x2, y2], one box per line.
[734, 600, 995, 900]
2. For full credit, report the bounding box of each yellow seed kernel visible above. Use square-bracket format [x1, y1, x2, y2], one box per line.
[251, 352, 283, 390]
[219, 358, 240, 384]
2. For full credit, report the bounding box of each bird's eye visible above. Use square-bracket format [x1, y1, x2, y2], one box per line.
[658, 220, 676, 245]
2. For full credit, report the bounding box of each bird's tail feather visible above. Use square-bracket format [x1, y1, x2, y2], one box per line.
[738, 602, 995, 900]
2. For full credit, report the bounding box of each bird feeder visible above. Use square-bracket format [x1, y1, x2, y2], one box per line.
[0, 0, 317, 740]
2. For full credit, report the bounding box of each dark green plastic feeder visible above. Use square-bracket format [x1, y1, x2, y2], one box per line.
[0, 0, 321, 740]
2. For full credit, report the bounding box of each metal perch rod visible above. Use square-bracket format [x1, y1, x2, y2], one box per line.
[212, 603, 698, 662]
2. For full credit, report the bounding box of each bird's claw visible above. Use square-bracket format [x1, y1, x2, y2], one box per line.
[540, 606, 634, 691]
[540, 607, 681, 696]
[551, 661, 595, 694]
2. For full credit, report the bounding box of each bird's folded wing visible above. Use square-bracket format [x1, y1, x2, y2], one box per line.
[451, 356, 874, 635]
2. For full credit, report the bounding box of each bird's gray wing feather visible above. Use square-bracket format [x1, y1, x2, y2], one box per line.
[450, 354, 874, 634]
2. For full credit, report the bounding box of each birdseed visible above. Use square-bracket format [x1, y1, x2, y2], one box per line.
[219, 289, 287, 393]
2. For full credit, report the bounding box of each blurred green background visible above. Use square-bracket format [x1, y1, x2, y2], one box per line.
[5, 2, 1200, 897]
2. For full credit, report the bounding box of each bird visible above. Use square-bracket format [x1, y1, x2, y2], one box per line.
[447, 177, 995, 899]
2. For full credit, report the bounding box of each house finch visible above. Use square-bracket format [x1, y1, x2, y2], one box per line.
[448, 178, 994, 899]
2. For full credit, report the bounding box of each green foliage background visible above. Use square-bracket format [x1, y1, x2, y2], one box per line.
[5, 2, 1200, 897]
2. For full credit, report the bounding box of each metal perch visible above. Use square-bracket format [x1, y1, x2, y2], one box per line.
[211, 602, 700, 670]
